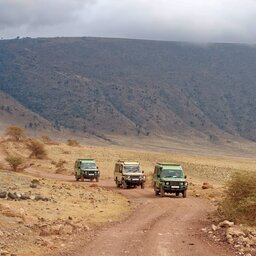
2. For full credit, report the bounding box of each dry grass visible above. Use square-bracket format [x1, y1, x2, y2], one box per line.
[218, 172, 256, 226]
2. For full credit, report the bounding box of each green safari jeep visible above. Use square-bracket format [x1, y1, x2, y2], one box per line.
[153, 163, 188, 198]
[74, 159, 100, 182]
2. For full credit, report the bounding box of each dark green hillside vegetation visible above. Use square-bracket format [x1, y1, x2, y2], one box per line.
[0, 37, 256, 141]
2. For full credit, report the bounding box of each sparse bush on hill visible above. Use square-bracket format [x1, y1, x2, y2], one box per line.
[5, 126, 25, 141]
[26, 139, 47, 159]
[67, 139, 80, 147]
[219, 172, 256, 226]
[5, 155, 24, 172]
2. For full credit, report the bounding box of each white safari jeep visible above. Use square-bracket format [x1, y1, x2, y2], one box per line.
[114, 160, 146, 189]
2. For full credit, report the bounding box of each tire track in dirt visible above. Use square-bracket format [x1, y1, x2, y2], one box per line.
[72, 188, 234, 256]
[22, 169, 234, 256]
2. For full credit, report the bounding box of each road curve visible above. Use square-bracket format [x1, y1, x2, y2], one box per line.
[24, 169, 233, 256]
[73, 186, 233, 256]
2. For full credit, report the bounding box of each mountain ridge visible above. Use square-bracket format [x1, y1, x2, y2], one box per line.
[0, 37, 256, 142]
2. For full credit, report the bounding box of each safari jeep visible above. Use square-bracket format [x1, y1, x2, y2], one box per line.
[114, 160, 146, 189]
[74, 159, 100, 182]
[153, 163, 188, 197]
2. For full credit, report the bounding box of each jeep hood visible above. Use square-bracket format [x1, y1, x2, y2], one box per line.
[81, 168, 98, 171]
[123, 173, 143, 176]
[161, 177, 186, 182]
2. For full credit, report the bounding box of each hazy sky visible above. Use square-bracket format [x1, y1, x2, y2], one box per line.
[0, 0, 256, 43]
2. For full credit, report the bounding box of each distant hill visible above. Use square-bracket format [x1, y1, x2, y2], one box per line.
[0, 37, 256, 142]
[0, 91, 54, 134]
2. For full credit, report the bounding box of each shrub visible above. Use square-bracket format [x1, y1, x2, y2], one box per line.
[219, 172, 256, 226]
[67, 139, 80, 147]
[5, 156, 24, 172]
[55, 159, 67, 174]
[41, 135, 58, 145]
[5, 126, 25, 141]
[26, 139, 47, 159]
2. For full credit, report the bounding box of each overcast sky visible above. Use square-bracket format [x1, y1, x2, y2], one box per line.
[0, 0, 256, 43]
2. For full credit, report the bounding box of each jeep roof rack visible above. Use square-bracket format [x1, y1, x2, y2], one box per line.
[117, 160, 140, 165]
[157, 163, 181, 166]
[78, 159, 95, 161]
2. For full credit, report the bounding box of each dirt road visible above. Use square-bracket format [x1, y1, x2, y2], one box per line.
[24, 170, 234, 256]
[72, 185, 233, 256]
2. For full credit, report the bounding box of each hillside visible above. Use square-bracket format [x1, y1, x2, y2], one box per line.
[0, 37, 256, 142]
[0, 91, 55, 134]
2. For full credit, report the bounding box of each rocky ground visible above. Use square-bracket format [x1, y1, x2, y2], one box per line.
[0, 171, 130, 256]
[0, 135, 255, 255]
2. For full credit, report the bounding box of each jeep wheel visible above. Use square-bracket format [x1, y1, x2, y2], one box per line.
[81, 176, 84, 182]
[160, 186, 165, 197]
[122, 180, 127, 189]
[182, 190, 187, 198]
[141, 183, 145, 189]
[75, 176, 79, 181]
[154, 183, 159, 196]
[96, 177, 99, 182]
[176, 192, 179, 197]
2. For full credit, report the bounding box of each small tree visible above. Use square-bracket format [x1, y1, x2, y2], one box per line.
[5, 126, 25, 141]
[5, 155, 24, 172]
[55, 159, 67, 174]
[26, 139, 47, 159]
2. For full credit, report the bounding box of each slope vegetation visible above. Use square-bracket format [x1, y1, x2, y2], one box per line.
[0, 37, 256, 142]
[0, 91, 54, 134]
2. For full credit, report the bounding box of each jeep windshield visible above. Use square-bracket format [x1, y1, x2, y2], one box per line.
[161, 169, 183, 178]
[124, 165, 141, 173]
[80, 162, 97, 170]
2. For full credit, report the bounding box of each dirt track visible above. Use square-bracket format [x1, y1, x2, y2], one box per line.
[24, 169, 234, 256]
[73, 186, 233, 256]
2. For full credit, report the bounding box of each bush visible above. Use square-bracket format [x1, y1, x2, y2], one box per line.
[55, 159, 67, 174]
[5, 126, 25, 141]
[26, 139, 47, 159]
[5, 156, 24, 172]
[219, 172, 256, 226]
[67, 139, 80, 147]
[41, 135, 58, 145]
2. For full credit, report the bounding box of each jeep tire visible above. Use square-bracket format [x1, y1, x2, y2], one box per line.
[160, 185, 165, 197]
[122, 180, 127, 189]
[182, 190, 187, 198]
[141, 182, 145, 189]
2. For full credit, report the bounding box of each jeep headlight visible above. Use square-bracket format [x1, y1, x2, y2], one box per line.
[180, 182, 184, 186]
[126, 176, 131, 180]
[165, 182, 170, 185]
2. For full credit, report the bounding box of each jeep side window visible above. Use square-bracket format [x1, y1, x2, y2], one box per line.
[154, 167, 157, 176]
[157, 167, 161, 177]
